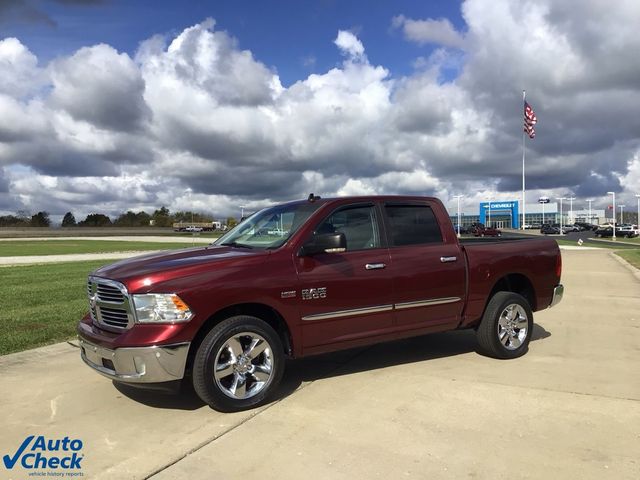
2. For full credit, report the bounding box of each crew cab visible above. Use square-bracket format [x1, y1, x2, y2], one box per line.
[78, 195, 563, 412]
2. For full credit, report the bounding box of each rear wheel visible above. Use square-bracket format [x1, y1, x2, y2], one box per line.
[476, 292, 533, 359]
[192, 315, 284, 412]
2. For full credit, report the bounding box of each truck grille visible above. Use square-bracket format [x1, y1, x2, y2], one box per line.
[87, 277, 134, 332]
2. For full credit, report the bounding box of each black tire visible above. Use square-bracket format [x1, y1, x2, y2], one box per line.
[192, 315, 285, 412]
[476, 292, 533, 359]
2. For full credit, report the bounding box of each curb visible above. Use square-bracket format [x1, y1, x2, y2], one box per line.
[609, 251, 640, 282]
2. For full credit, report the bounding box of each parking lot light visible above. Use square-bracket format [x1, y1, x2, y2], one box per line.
[635, 195, 640, 232]
[556, 197, 567, 235]
[453, 195, 463, 237]
[607, 192, 616, 241]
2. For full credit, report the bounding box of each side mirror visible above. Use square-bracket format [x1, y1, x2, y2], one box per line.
[300, 232, 347, 256]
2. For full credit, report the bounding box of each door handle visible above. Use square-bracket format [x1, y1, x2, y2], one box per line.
[365, 263, 386, 270]
[440, 256, 457, 263]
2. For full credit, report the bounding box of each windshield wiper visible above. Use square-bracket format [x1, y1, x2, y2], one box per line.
[220, 241, 254, 249]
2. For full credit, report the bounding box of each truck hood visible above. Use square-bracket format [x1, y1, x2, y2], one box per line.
[92, 245, 268, 291]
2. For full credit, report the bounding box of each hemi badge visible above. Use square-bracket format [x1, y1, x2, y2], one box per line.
[281, 291, 296, 299]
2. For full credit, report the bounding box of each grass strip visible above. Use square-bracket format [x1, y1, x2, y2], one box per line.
[0, 260, 115, 355]
[0, 240, 203, 257]
[614, 250, 640, 270]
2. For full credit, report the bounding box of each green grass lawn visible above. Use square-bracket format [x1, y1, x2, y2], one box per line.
[615, 250, 640, 269]
[0, 260, 117, 355]
[0, 240, 206, 257]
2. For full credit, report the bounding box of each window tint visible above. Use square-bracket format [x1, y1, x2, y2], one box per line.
[385, 205, 443, 246]
[316, 206, 380, 251]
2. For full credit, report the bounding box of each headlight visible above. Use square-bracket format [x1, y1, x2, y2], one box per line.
[132, 294, 193, 323]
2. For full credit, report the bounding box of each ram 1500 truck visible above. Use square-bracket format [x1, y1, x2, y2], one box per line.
[78, 195, 563, 412]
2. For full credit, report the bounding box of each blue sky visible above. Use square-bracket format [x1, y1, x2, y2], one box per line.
[2, 0, 465, 85]
[1, 0, 639, 221]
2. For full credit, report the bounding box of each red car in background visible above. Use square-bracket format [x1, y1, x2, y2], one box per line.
[470, 223, 502, 237]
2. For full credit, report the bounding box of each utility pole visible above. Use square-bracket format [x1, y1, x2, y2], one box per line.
[586, 199, 593, 225]
[453, 195, 463, 237]
[567, 197, 576, 225]
[607, 192, 616, 241]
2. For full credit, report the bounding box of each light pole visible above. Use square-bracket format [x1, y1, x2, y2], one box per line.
[607, 191, 616, 240]
[635, 194, 640, 229]
[567, 197, 576, 225]
[487, 193, 493, 228]
[556, 197, 567, 234]
[586, 199, 593, 225]
[240, 205, 246, 220]
[619, 205, 626, 225]
[453, 195, 463, 237]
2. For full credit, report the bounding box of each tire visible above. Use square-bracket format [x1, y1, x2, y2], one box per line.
[476, 292, 533, 359]
[192, 315, 285, 412]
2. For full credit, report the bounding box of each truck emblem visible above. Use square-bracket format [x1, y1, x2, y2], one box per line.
[280, 291, 296, 299]
[302, 288, 327, 300]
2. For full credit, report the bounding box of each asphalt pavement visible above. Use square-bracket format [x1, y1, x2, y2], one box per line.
[1, 249, 639, 480]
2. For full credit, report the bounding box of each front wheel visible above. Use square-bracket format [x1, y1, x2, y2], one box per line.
[476, 292, 533, 359]
[192, 315, 285, 412]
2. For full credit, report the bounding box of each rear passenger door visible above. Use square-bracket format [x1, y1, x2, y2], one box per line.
[384, 202, 466, 329]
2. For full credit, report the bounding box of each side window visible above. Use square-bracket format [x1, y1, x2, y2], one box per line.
[316, 206, 381, 251]
[385, 204, 443, 246]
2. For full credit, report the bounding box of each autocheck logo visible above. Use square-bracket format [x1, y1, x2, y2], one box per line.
[3, 435, 84, 474]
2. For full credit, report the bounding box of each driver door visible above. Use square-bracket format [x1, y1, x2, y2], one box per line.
[295, 203, 393, 350]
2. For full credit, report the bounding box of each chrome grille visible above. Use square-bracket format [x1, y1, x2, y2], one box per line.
[87, 277, 134, 332]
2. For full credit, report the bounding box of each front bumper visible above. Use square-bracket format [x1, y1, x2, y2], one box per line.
[79, 337, 190, 384]
[549, 284, 564, 308]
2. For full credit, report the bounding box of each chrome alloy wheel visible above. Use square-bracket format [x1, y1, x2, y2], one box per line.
[213, 332, 274, 400]
[497, 304, 528, 350]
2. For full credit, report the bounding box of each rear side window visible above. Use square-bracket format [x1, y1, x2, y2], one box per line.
[385, 204, 443, 246]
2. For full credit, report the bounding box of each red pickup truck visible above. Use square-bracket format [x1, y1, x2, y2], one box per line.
[78, 195, 563, 412]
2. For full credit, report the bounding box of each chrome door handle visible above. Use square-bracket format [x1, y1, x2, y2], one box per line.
[365, 263, 386, 270]
[440, 256, 457, 263]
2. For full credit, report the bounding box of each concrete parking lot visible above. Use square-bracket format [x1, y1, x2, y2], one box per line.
[1, 249, 639, 479]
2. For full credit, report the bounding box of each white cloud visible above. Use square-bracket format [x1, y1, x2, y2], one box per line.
[0, 37, 43, 97]
[334, 30, 366, 61]
[392, 15, 465, 48]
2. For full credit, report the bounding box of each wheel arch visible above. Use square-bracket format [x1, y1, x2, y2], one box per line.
[185, 303, 293, 376]
[485, 273, 537, 313]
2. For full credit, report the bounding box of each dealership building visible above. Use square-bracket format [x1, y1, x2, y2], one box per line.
[448, 200, 606, 229]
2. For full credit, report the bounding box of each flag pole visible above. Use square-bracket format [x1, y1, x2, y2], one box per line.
[522, 90, 526, 230]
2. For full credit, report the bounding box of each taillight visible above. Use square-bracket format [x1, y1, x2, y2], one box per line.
[555, 253, 562, 280]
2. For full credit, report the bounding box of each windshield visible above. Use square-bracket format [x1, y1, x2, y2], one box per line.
[214, 201, 322, 250]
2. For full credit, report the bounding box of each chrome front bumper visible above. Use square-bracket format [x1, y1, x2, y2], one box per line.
[79, 338, 190, 383]
[549, 284, 564, 308]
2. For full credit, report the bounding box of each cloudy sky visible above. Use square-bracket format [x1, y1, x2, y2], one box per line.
[1, 0, 639, 222]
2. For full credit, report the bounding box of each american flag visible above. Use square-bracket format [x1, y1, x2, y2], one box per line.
[524, 101, 537, 139]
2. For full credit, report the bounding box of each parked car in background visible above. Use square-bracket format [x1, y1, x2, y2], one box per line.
[540, 224, 561, 235]
[594, 226, 615, 238]
[469, 223, 502, 237]
[617, 225, 639, 238]
[453, 224, 470, 234]
[185, 226, 204, 232]
[574, 222, 597, 231]
[551, 223, 572, 234]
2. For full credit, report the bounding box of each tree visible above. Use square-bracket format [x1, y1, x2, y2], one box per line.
[226, 216, 238, 229]
[30, 211, 50, 227]
[78, 213, 112, 227]
[174, 211, 214, 223]
[115, 210, 151, 227]
[152, 206, 173, 227]
[0, 215, 29, 227]
[61, 212, 76, 227]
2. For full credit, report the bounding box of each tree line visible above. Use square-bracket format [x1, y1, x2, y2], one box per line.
[0, 207, 235, 228]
